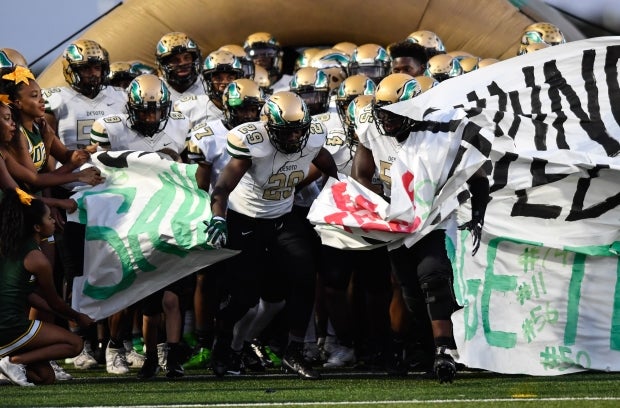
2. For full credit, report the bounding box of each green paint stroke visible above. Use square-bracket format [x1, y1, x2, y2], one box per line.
[83, 226, 136, 300]
[564, 254, 585, 346]
[76, 187, 137, 224]
[127, 170, 189, 272]
[163, 164, 211, 248]
[481, 236, 543, 348]
[611, 257, 620, 350]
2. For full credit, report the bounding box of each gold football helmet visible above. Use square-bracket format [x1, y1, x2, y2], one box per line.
[0, 48, 27, 78]
[425, 54, 463, 82]
[0, 48, 27, 69]
[333, 42, 357, 57]
[222, 78, 265, 129]
[478, 58, 499, 68]
[262, 91, 311, 154]
[310, 48, 350, 91]
[373, 73, 420, 141]
[253, 65, 273, 95]
[459, 56, 480, 73]
[243, 32, 283, 82]
[219, 43, 255, 79]
[519, 22, 566, 55]
[295, 47, 322, 71]
[107, 60, 156, 89]
[155, 32, 202, 87]
[407, 30, 446, 56]
[413, 75, 439, 93]
[62, 39, 110, 96]
[335, 74, 376, 130]
[348, 44, 391, 85]
[202, 50, 244, 102]
[126, 74, 171, 137]
[289, 67, 331, 115]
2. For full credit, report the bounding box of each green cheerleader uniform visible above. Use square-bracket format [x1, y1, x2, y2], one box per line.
[0, 239, 42, 357]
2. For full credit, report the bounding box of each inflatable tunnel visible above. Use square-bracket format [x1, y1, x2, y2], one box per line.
[37, 0, 585, 88]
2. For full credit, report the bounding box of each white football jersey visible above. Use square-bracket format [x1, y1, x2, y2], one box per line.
[162, 77, 207, 103]
[173, 94, 224, 128]
[226, 119, 327, 218]
[293, 110, 341, 207]
[43, 85, 127, 150]
[90, 112, 190, 154]
[356, 103, 402, 197]
[188, 119, 230, 192]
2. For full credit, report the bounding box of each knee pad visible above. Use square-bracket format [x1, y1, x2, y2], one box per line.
[421, 279, 456, 320]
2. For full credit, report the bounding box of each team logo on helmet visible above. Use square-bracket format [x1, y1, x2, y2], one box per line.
[0, 51, 13, 68]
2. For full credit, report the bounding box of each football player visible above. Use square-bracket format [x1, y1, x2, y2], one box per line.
[155, 32, 206, 101]
[351, 73, 489, 383]
[203, 91, 337, 380]
[90, 74, 192, 379]
[173, 50, 244, 127]
[243, 32, 292, 93]
[184, 79, 266, 372]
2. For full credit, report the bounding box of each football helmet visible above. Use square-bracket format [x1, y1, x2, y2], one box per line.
[519, 22, 566, 55]
[289, 67, 330, 115]
[413, 75, 439, 93]
[348, 44, 391, 85]
[310, 48, 350, 91]
[372, 73, 420, 141]
[459, 56, 480, 73]
[406, 30, 446, 56]
[243, 32, 283, 82]
[62, 39, 110, 96]
[335, 74, 376, 130]
[222, 78, 265, 129]
[295, 47, 322, 71]
[332, 42, 357, 57]
[253, 65, 273, 95]
[478, 58, 499, 68]
[202, 50, 245, 103]
[155, 32, 202, 88]
[425, 54, 463, 82]
[262, 91, 311, 154]
[219, 44, 255, 79]
[107, 60, 156, 88]
[126, 74, 171, 137]
[447, 50, 474, 60]
[0, 48, 27, 78]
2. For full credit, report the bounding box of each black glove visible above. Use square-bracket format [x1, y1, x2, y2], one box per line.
[458, 213, 483, 255]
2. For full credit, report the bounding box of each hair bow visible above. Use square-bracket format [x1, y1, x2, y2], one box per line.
[2, 66, 35, 85]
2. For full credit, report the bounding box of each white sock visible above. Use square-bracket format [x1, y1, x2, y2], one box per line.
[231, 305, 258, 351]
[246, 299, 285, 341]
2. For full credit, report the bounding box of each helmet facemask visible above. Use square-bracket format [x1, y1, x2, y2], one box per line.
[128, 102, 171, 137]
[347, 63, 389, 85]
[127, 75, 171, 137]
[267, 120, 311, 154]
[247, 45, 282, 82]
[225, 99, 262, 129]
[372, 101, 413, 143]
[69, 60, 108, 97]
[160, 52, 201, 88]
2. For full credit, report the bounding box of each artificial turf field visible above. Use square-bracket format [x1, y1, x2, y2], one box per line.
[3, 365, 620, 407]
